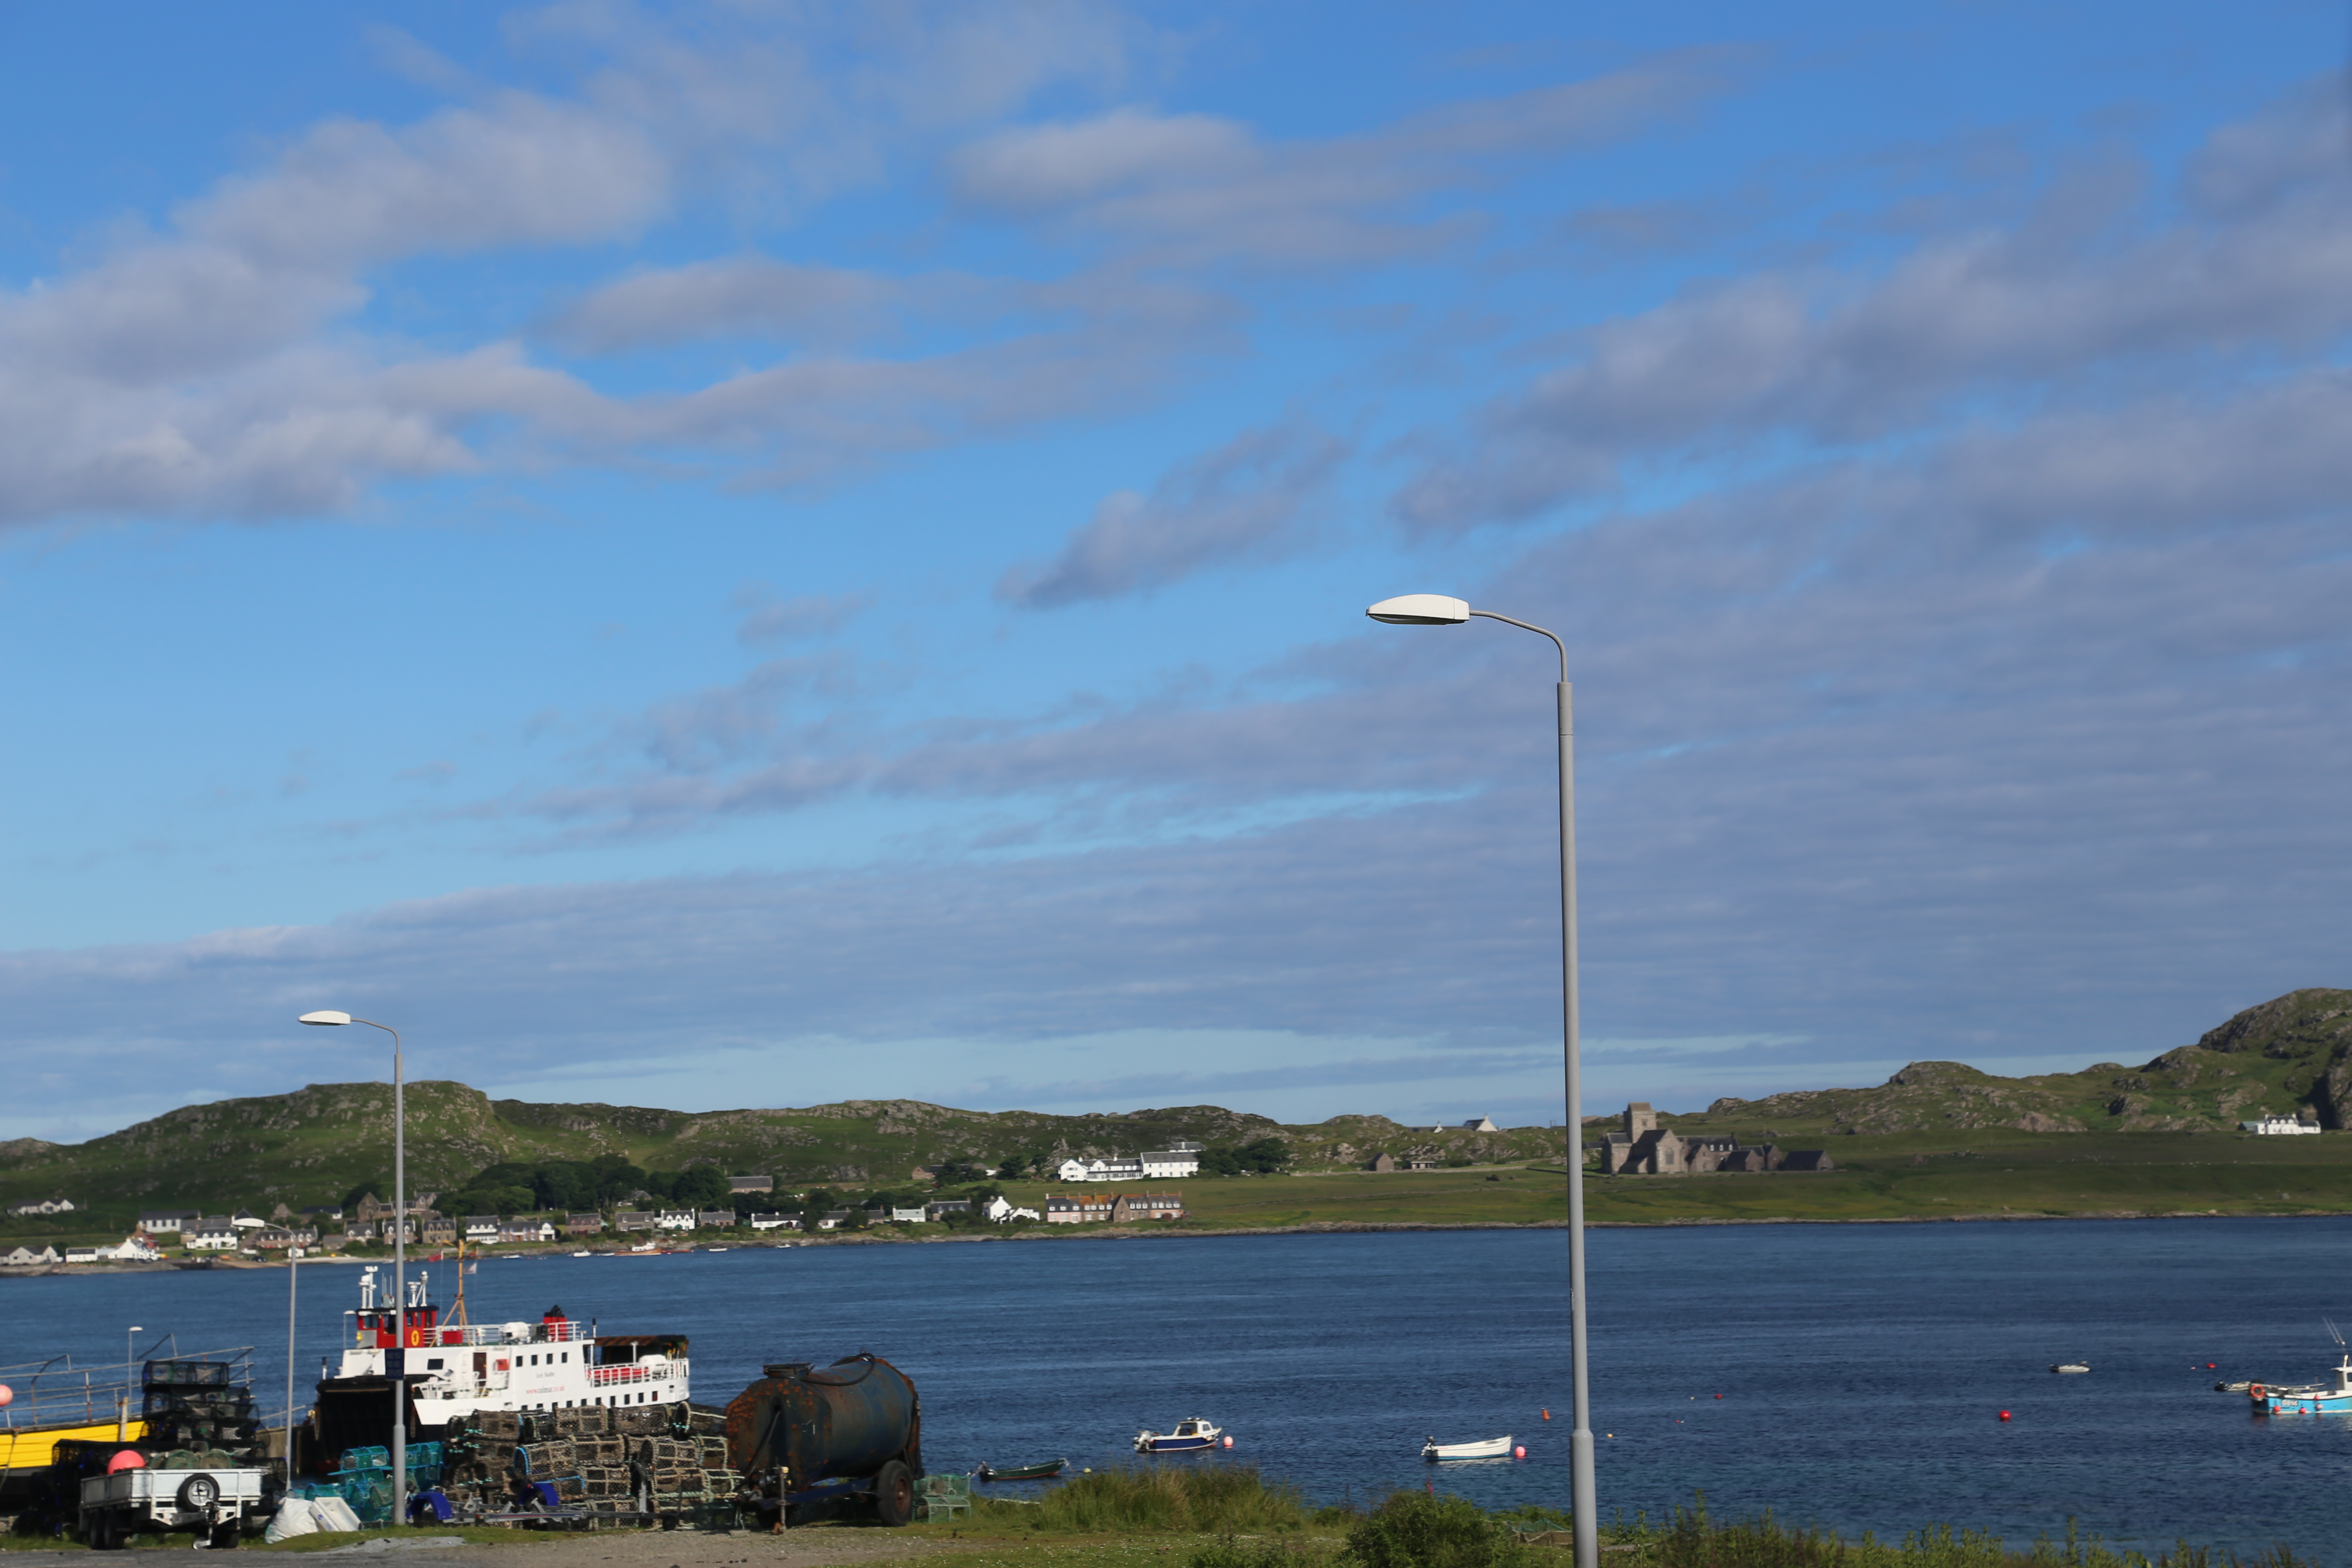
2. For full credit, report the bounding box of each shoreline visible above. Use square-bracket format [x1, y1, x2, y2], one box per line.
[11, 1206, 2349, 1278]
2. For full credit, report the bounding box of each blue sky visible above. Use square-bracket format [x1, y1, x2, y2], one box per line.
[2, 1, 2347, 1143]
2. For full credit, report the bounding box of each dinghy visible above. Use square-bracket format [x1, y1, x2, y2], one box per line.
[975, 1459, 1067, 1481]
[1422, 1435, 1513, 1460]
[2050, 1363, 2090, 1374]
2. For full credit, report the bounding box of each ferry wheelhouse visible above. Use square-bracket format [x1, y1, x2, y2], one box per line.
[313, 1266, 688, 1451]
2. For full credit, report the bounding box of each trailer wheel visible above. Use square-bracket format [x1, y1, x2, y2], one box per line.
[179, 1474, 222, 1510]
[873, 1461, 915, 1527]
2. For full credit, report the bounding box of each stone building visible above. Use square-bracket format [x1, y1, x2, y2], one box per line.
[1600, 1102, 1833, 1175]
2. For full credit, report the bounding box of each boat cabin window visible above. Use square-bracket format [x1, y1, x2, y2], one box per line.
[426, 1358, 444, 1370]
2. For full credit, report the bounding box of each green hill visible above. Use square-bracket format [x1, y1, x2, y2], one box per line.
[0, 1084, 1562, 1235]
[1655, 988, 2352, 1141]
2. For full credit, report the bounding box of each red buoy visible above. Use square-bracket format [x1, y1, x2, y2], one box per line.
[1222, 1435, 1233, 1449]
[1715, 1393, 1723, 1400]
[107, 1451, 145, 1473]
[1513, 1446, 1527, 1459]
[1998, 1411, 2011, 1422]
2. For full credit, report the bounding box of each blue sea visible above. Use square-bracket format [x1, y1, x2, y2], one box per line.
[6, 1220, 2350, 1558]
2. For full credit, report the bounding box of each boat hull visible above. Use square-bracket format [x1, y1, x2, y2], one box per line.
[2258, 1389, 2352, 1415]
[1423, 1436, 1513, 1460]
[977, 1460, 1067, 1481]
[1138, 1436, 1218, 1452]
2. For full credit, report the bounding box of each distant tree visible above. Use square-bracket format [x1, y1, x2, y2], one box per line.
[666, 1167, 731, 1209]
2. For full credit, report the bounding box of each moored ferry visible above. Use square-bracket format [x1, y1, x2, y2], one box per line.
[312, 1265, 688, 1452]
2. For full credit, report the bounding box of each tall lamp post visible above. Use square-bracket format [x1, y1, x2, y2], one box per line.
[1365, 594, 1596, 1568]
[298, 1011, 405, 1525]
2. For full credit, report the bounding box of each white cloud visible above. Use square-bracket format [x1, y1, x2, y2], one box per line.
[998, 417, 1351, 606]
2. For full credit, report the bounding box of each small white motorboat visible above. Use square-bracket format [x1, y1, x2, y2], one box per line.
[1136, 1417, 1224, 1453]
[2051, 1363, 2090, 1374]
[1423, 1435, 1513, 1460]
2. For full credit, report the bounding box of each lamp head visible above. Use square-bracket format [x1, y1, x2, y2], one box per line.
[297, 1011, 352, 1026]
[1366, 594, 1470, 625]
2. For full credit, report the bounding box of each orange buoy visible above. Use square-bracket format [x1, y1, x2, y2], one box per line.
[1542, 1409, 1550, 1421]
[107, 1451, 145, 1473]
[1513, 1446, 1527, 1459]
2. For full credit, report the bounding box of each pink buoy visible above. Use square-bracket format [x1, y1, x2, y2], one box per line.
[1222, 1435, 1234, 1449]
[107, 1451, 146, 1473]
[1513, 1446, 1527, 1459]
[0, 1384, 12, 1408]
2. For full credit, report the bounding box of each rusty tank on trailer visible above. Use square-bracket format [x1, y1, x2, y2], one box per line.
[724, 1353, 923, 1525]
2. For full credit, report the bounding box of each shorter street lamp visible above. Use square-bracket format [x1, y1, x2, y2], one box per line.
[1364, 594, 1597, 1568]
[298, 1011, 407, 1524]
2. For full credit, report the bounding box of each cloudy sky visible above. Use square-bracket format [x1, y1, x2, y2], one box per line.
[2, 1, 2346, 1143]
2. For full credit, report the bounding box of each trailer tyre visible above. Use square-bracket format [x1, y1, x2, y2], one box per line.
[180, 1474, 222, 1510]
[873, 1461, 915, 1527]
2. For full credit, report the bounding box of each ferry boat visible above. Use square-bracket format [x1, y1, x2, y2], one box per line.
[311, 1265, 688, 1454]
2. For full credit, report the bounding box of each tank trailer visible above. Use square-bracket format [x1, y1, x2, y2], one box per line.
[723, 1353, 923, 1528]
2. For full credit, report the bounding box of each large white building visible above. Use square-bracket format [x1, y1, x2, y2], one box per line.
[2242, 1115, 2323, 1135]
[1140, 1140, 1204, 1178]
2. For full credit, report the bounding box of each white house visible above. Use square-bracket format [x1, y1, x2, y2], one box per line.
[1139, 1144, 1202, 1178]
[229, 1209, 268, 1231]
[1461, 1117, 1499, 1132]
[984, 1195, 1041, 1223]
[889, 1205, 928, 1223]
[815, 1210, 851, 1231]
[106, 1236, 165, 1262]
[1058, 1157, 1145, 1182]
[747, 1213, 801, 1231]
[6, 1197, 79, 1216]
[64, 1247, 102, 1264]
[137, 1210, 199, 1233]
[184, 1218, 240, 1251]
[654, 1209, 696, 1231]
[3, 1245, 61, 1265]
[464, 1216, 502, 1243]
[500, 1219, 558, 1244]
[2241, 1115, 2322, 1136]
[1054, 1158, 1090, 1181]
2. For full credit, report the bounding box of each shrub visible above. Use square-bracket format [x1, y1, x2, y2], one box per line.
[1347, 1492, 1531, 1568]
[1028, 1466, 1307, 1534]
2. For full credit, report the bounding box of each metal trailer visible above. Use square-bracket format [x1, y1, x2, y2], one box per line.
[79, 1466, 273, 1550]
[723, 1354, 923, 1528]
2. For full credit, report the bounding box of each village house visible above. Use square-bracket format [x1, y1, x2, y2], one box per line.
[654, 1208, 696, 1231]
[1461, 1117, 1500, 1132]
[464, 1216, 502, 1244]
[1046, 1194, 1115, 1224]
[3, 1245, 61, 1265]
[1139, 1141, 1204, 1178]
[984, 1196, 1041, 1222]
[1112, 1193, 1184, 1222]
[136, 1210, 199, 1234]
[183, 1217, 241, 1251]
[816, 1210, 852, 1231]
[925, 1199, 972, 1222]
[1056, 1156, 1145, 1182]
[252, 1225, 318, 1251]
[747, 1213, 801, 1231]
[886, 1204, 928, 1223]
[6, 1197, 80, 1217]
[566, 1213, 605, 1237]
[615, 1210, 657, 1232]
[419, 1214, 458, 1246]
[695, 1210, 737, 1229]
[727, 1175, 774, 1192]
[1366, 1153, 1397, 1172]
[502, 1219, 558, 1244]
[1601, 1102, 1834, 1175]
[2241, 1114, 2322, 1135]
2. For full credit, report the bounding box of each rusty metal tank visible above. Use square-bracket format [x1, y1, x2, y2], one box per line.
[723, 1353, 922, 1487]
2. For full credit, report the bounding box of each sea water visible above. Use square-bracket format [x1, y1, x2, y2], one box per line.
[5, 1219, 2348, 1557]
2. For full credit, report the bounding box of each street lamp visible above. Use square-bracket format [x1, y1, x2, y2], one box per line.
[1364, 594, 1597, 1568]
[298, 1010, 406, 1525]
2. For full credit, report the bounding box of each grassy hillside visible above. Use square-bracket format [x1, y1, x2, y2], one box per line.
[0, 1081, 1562, 1240]
[6, 987, 2348, 1243]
